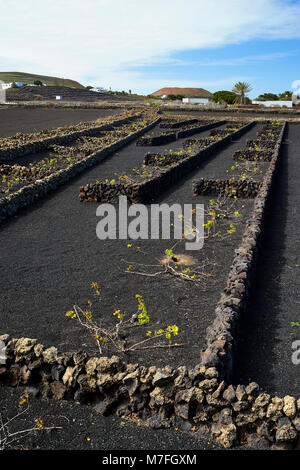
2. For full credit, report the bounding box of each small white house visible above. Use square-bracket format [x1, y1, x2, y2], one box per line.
[90, 87, 107, 93]
[252, 100, 293, 108]
[0, 82, 12, 90]
[292, 93, 300, 105]
[182, 96, 212, 105]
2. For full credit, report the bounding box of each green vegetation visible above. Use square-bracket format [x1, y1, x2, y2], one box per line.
[0, 72, 84, 88]
[212, 90, 237, 105]
[255, 93, 279, 101]
[255, 91, 296, 101]
[232, 81, 252, 104]
[165, 94, 185, 101]
[65, 285, 181, 354]
[278, 91, 293, 100]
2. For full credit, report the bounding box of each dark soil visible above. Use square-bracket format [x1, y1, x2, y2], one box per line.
[0, 385, 222, 450]
[0, 120, 256, 370]
[189, 123, 264, 180]
[0, 118, 154, 199]
[233, 123, 300, 397]
[6, 85, 143, 104]
[0, 108, 122, 138]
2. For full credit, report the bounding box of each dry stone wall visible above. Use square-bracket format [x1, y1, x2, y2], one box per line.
[0, 118, 160, 224]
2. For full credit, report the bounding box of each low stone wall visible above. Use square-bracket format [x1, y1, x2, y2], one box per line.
[2, 312, 300, 450]
[136, 132, 177, 146]
[0, 118, 160, 224]
[193, 178, 262, 199]
[160, 118, 199, 129]
[177, 120, 225, 138]
[183, 137, 216, 149]
[199, 122, 286, 381]
[136, 120, 226, 145]
[225, 122, 245, 129]
[246, 138, 278, 151]
[160, 104, 300, 116]
[5, 121, 300, 450]
[79, 181, 141, 203]
[0, 114, 140, 163]
[144, 152, 189, 167]
[79, 121, 255, 204]
[210, 129, 231, 137]
[233, 149, 273, 161]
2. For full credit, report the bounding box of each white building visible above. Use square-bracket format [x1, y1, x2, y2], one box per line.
[292, 93, 300, 106]
[0, 81, 12, 90]
[90, 87, 108, 93]
[252, 100, 293, 108]
[182, 96, 212, 105]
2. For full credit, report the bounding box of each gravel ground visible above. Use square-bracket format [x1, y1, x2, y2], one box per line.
[190, 123, 261, 180]
[0, 108, 122, 138]
[0, 384, 223, 451]
[0, 121, 257, 369]
[0, 119, 269, 452]
[233, 123, 300, 397]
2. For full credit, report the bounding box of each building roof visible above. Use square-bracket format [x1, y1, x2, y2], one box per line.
[151, 87, 212, 97]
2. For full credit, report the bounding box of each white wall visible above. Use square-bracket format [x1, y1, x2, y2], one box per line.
[252, 100, 293, 108]
[0, 89, 6, 103]
[0, 83, 12, 90]
[182, 97, 210, 105]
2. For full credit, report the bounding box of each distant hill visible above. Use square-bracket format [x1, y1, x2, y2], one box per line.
[0, 72, 85, 89]
[151, 87, 212, 97]
[6, 85, 142, 103]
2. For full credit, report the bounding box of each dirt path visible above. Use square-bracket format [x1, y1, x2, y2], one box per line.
[233, 123, 300, 397]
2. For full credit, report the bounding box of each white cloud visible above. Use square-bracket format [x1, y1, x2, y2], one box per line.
[0, 0, 300, 93]
[291, 79, 300, 95]
[126, 51, 298, 69]
[292, 80, 300, 89]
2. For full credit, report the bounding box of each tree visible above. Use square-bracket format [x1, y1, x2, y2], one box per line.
[255, 93, 279, 101]
[212, 90, 236, 104]
[167, 94, 185, 101]
[279, 91, 292, 100]
[232, 81, 252, 104]
[33, 80, 43, 86]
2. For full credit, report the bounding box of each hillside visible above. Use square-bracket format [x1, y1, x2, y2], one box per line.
[151, 87, 212, 97]
[0, 72, 84, 89]
[6, 85, 142, 103]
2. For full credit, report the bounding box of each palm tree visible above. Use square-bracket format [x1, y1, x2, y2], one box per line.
[232, 81, 252, 104]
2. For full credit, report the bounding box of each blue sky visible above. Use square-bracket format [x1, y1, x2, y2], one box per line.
[134, 39, 299, 98]
[1, 0, 300, 97]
